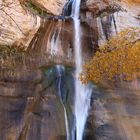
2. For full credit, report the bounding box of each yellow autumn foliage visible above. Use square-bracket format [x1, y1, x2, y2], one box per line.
[80, 28, 140, 84]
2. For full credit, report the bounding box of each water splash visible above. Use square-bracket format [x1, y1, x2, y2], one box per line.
[71, 0, 92, 140]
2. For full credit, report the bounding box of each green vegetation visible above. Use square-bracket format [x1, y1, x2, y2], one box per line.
[0, 45, 25, 67]
[0, 45, 25, 58]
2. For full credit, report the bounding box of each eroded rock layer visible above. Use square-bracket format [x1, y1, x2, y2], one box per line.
[0, 0, 41, 47]
[31, 0, 68, 15]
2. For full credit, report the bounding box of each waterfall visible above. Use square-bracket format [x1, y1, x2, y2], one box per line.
[50, 29, 70, 140]
[56, 65, 70, 140]
[49, 1, 93, 139]
[71, 0, 92, 140]
[50, 22, 62, 56]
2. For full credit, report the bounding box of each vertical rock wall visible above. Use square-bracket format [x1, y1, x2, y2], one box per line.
[0, 0, 68, 48]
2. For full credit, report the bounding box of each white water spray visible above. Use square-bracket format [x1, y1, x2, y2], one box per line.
[72, 0, 92, 140]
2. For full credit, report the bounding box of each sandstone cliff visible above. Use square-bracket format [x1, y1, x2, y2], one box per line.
[0, 0, 139, 48]
[0, 0, 67, 48]
[30, 0, 68, 15]
[0, 0, 40, 48]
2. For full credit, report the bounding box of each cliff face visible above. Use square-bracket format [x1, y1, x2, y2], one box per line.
[31, 0, 68, 15]
[0, 0, 41, 48]
[0, 0, 139, 48]
[113, 0, 140, 30]
[82, 0, 140, 40]
[0, 0, 67, 48]
[85, 0, 111, 14]
[0, 1, 140, 140]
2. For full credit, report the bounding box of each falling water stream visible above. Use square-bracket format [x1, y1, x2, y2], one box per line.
[56, 65, 70, 140]
[71, 0, 92, 140]
[50, 28, 70, 140]
[50, 1, 93, 139]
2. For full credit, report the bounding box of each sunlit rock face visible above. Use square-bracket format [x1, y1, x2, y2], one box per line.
[82, 0, 121, 15]
[80, 0, 121, 46]
[0, 0, 41, 48]
[29, 0, 140, 62]
[0, 0, 68, 48]
[80, 0, 140, 45]
[85, 0, 110, 14]
[31, 0, 68, 15]
[113, 0, 140, 30]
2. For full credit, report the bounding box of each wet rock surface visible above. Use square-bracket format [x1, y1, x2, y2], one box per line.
[0, 0, 140, 140]
[85, 86, 140, 140]
[0, 65, 75, 140]
[0, 0, 139, 48]
[31, 0, 68, 15]
[0, 0, 68, 48]
[1, 67, 140, 140]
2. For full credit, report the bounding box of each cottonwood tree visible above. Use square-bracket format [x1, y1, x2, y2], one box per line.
[80, 28, 140, 84]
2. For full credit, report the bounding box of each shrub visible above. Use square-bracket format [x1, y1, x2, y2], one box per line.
[80, 28, 140, 84]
